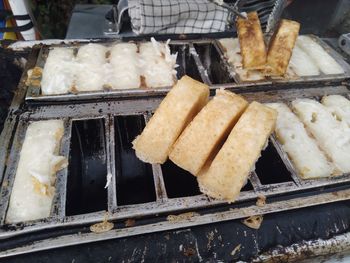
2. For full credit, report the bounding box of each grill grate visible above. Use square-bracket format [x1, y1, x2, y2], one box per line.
[1, 85, 350, 257]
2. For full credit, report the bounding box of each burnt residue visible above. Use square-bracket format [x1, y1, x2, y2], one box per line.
[114, 115, 156, 205]
[66, 118, 108, 215]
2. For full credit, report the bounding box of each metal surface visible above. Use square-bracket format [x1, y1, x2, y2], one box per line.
[103, 1, 129, 36]
[265, 0, 288, 36]
[208, 0, 247, 19]
[252, 231, 350, 263]
[339, 33, 350, 56]
[0, 85, 350, 257]
[25, 35, 350, 104]
[2, 188, 350, 258]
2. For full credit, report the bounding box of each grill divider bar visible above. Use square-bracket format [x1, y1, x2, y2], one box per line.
[143, 114, 168, 201]
[0, 118, 17, 185]
[270, 135, 302, 186]
[189, 43, 212, 85]
[248, 171, 262, 190]
[151, 164, 168, 201]
[106, 115, 118, 212]
[51, 118, 72, 218]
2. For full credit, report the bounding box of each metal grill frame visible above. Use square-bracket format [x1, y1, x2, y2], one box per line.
[0, 85, 350, 258]
[24, 35, 350, 104]
[2, 36, 350, 257]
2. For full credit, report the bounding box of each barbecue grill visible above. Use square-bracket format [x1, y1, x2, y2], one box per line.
[2, 1, 350, 262]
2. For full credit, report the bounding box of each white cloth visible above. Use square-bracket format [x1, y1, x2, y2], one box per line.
[128, 0, 229, 35]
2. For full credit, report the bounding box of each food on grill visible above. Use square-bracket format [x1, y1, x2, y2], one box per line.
[292, 99, 350, 173]
[133, 75, 209, 164]
[218, 38, 265, 81]
[219, 32, 345, 81]
[75, 43, 108, 92]
[197, 102, 277, 202]
[169, 89, 248, 175]
[322, 95, 350, 127]
[267, 103, 334, 179]
[40, 39, 177, 95]
[265, 19, 300, 76]
[41, 48, 76, 95]
[297, 36, 344, 75]
[139, 39, 178, 88]
[289, 45, 320, 76]
[6, 120, 67, 223]
[236, 11, 267, 70]
[109, 43, 141, 89]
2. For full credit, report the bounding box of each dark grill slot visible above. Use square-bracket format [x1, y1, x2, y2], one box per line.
[66, 119, 108, 216]
[114, 115, 156, 206]
[161, 160, 201, 198]
[193, 43, 235, 84]
[169, 44, 203, 82]
[255, 141, 293, 185]
[242, 180, 254, 191]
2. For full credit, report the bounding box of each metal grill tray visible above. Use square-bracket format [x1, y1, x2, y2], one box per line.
[212, 35, 350, 85]
[25, 35, 350, 104]
[1, 85, 350, 257]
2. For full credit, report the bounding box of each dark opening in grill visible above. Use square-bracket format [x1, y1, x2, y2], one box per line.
[169, 44, 203, 82]
[115, 115, 156, 205]
[256, 141, 294, 185]
[66, 119, 108, 215]
[194, 43, 235, 84]
[161, 160, 201, 198]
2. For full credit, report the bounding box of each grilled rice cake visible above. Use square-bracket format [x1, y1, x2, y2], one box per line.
[169, 89, 248, 175]
[322, 95, 350, 127]
[267, 103, 334, 179]
[197, 102, 277, 202]
[109, 43, 141, 90]
[292, 98, 350, 174]
[41, 48, 76, 95]
[266, 19, 300, 76]
[75, 44, 108, 92]
[6, 120, 67, 223]
[297, 36, 344, 75]
[133, 75, 209, 164]
[236, 11, 267, 70]
[288, 44, 320, 77]
[139, 41, 177, 88]
[218, 38, 265, 81]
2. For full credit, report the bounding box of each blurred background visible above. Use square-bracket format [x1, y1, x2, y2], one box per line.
[1, 0, 350, 40]
[31, 0, 115, 38]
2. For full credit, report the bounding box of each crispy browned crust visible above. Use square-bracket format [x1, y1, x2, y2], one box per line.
[266, 19, 300, 76]
[132, 75, 209, 164]
[236, 12, 267, 70]
[197, 102, 277, 202]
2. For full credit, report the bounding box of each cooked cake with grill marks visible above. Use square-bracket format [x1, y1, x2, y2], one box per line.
[236, 11, 267, 70]
[265, 19, 300, 76]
